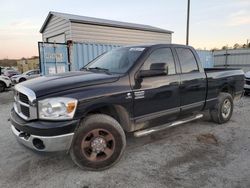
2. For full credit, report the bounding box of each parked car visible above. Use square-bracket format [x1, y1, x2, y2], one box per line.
[244, 71, 250, 95]
[10, 44, 244, 170]
[3, 70, 20, 78]
[0, 75, 12, 92]
[11, 69, 40, 84]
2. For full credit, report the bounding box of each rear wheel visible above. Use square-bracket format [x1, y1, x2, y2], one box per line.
[70, 114, 126, 171]
[0, 82, 6, 92]
[210, 92, 233, 124]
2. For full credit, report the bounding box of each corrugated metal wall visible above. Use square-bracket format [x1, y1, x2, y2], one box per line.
[70, 22, 172, 45]
[213, 49, 250, 72]
[39, 42, 69, 75]
[196, 50, 214, 68]
[71, 45, 215, 71]
[42, 15, 70, 42]
[72, 43, 120, 70]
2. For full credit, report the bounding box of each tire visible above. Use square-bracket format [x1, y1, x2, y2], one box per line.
[70, 114, 126, 171]
[0, 82, 6, 92]
[19, 78, 26, 83]
[210, 92, 234, 124]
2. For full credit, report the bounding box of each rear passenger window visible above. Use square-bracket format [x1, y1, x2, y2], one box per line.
[176, 48, 199, 73]
[141, 48, 176, 75]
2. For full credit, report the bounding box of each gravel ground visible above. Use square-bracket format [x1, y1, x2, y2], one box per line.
[0, 89, 250, 188]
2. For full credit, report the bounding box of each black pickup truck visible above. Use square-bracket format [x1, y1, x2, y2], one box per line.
[10, 44, 244, 170]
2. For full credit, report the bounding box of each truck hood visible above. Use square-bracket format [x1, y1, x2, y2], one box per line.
[20, 71, 120, 97]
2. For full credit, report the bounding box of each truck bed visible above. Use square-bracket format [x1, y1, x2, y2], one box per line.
[204, 68, 244, 78]
[204, 67, 244, 104]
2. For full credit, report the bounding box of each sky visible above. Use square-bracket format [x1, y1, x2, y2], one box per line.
[0, 0, 250, 59]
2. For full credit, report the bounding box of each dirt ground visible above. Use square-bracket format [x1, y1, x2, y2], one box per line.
[0, 89, 250, 188]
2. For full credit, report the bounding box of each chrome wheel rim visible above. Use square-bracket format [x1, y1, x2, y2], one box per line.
[222, 99, 231, 119]
[81, 128, 115, 162]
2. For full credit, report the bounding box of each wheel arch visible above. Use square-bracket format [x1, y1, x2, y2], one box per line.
[81, 104, 132, 132]
[220, 84, 235, 98]
[18, 77, 26, 82]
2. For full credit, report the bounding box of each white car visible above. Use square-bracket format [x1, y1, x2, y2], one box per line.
[245, 71, 250, 95]
[11, 69, 40, 84]
[0, 75, 12, 92]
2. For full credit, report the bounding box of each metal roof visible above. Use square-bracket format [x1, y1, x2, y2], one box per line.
[40, 11, 173, 34]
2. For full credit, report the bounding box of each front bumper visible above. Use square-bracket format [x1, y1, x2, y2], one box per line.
[11, 79, 16, 85]
[5, 79, 11, 88]
[11, 125, 74, 152]
[11, 78, 19, 85]
[10, 109, 79, 152]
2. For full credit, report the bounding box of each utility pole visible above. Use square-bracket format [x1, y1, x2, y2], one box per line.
[186, 0, 190, 45]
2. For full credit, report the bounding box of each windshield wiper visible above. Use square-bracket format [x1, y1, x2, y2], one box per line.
[87, 67, 111, 74]
[80, 67, 88, 71]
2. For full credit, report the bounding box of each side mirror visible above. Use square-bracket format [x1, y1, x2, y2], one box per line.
[139, 63, 168, 78]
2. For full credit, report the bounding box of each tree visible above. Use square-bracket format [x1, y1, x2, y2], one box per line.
[233, 43, 240, 49]
[222, 46, 228, 50]
[211, 47, 219, 51]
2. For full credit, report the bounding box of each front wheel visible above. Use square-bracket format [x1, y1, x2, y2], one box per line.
[70, 114, 126, 171]
[210, 92, 234, 124]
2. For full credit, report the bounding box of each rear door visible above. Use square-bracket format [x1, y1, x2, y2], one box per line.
[175, 47, 206, 114]
[33, 70, 41, 78]
[27, 71, 37, 79]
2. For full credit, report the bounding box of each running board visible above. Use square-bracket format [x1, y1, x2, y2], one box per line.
[134, 114, 204, 137]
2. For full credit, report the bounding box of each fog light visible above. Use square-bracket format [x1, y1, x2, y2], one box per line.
[32, 138, 45, 150]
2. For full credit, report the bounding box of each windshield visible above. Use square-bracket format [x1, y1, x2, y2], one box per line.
[84, 47, 145, 74]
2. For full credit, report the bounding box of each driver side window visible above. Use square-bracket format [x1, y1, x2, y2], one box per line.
[141, 48, 176, 75]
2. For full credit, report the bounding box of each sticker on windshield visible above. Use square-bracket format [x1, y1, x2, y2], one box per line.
[129, 48, 145, 51]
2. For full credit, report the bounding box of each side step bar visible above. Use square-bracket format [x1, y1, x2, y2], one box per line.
[134, 114, 203, 137]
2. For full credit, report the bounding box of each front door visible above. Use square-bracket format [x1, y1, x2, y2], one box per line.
[133, 47, 181, 124]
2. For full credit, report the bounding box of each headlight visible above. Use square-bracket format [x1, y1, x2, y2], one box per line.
[38, 97, 78, 120]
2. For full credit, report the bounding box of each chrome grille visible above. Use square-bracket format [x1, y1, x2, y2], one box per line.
[20, 105, 30, 117]
[19, 93, 29, 104]
[14, 84, 37, 120]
